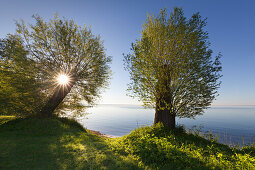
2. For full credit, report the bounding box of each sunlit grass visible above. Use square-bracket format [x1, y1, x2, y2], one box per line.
[0, 115, 16, 125]
[0, 117, 139, 169]
[0, 117, 254, 169]
[109, 124, 255, 169]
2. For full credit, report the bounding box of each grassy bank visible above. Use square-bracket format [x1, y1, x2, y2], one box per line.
[110, 124, 255, 169]
[0, 116, 254, 169]
[0, 117, 139, 169]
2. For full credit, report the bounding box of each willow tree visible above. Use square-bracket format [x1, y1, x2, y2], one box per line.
[16, 15, 111, 117]
[124, 8, 222, 129]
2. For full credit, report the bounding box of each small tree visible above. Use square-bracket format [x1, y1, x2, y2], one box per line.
[0, 35, 44, 116]
[16, 15, 111, 117]
[124, 8, 222, 129]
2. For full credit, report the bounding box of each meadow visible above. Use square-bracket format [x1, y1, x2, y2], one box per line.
[0, 116, 254, 169]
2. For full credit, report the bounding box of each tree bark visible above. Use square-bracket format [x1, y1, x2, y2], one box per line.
[39, 79, 76, 118]
[153, 88, 176, 129]
[154, 104, 175, 129]
[153, 64, 176, 129]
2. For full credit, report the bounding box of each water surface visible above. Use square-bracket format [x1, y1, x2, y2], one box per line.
[79, 104, 255, 146]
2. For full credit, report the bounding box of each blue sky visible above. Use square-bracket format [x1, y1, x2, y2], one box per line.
[1, 0, 255, 106]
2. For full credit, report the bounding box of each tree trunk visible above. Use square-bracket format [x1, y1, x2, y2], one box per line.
[154, 104, 175, 129]
[39, 80, 76, 118]
[154, 64, 175, 129]
[154, 87, 175, 129]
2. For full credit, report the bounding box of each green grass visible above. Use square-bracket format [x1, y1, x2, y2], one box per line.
[0, 117, 139, 169]
[110, 124, 255, 169]
[0, 116, 254, 169]
[0, 115, 16, 125]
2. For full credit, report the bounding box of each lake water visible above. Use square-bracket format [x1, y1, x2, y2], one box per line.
[78, 104, 255, 146]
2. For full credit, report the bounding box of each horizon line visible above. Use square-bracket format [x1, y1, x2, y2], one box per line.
[96, 103, 255, 107]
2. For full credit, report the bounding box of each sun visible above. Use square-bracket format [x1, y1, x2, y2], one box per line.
[57, 74, 69, 85]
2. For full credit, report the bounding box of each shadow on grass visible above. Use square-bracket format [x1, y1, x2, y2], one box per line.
[0, 118, 140, 169]
[1, 118, 253, 169]
[117, 137, 220, 170]
[112, 126, 232, 169]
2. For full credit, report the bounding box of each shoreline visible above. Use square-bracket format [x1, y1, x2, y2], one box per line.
[88, 129, 118, 138]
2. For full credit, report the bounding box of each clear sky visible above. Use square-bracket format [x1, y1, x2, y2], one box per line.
[1, 0, 255, 106]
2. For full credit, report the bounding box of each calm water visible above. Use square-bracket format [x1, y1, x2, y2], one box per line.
[78, 104, 255, 146]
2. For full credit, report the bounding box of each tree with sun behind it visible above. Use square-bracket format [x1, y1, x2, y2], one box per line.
[15, 14, 111, 118]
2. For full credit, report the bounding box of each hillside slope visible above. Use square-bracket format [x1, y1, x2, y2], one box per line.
[0, 117, 139, 169]
[0, 117, 254, 169]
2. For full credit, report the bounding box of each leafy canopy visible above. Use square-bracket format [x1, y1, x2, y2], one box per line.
[124, 8, 222, 118]
[0, 35, 44, 115]
[7, 14, 111, 116]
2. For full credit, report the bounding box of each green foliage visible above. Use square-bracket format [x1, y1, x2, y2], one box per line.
[110, 123, 255, 169]
[14, 14, 111, 117]
[124, 8, 222, 118]
[0, 35, 45, 116]
[241, 145, 255, 157]
[0, 117, 139, 169]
